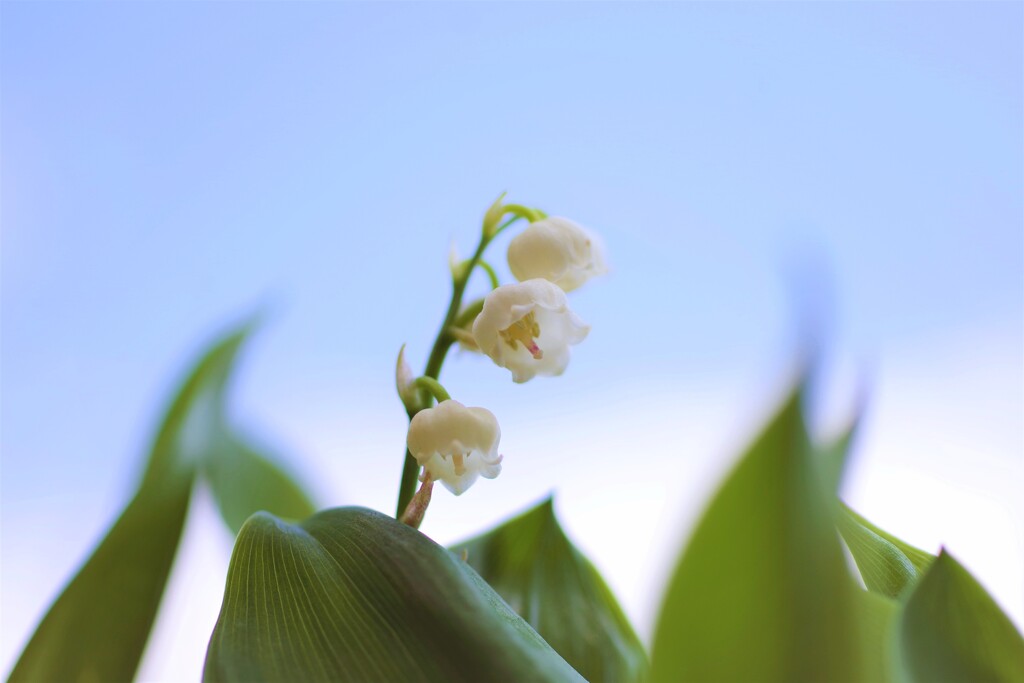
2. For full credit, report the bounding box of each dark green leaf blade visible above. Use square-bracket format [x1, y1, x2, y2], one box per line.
[450, 497, 647, 683]
[649, 386, 861, 683]
[10, 321, 258, 683]
[898, 549, 1024, 683]
[203, 507, 584, 683]
[203, 436, 316, 535]
[838, 503, 934, 599]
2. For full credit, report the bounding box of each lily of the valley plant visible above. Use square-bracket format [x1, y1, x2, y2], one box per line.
[10, 194, 1024, 683]
[395, 197, 603, 520]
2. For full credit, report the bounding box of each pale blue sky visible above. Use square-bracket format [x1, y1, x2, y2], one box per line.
[3, 2, 1022, 678]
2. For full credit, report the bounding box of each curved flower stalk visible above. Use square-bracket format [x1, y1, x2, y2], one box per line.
[507, 217, 607, 292]
[472, 279, 590, 383]
[407, 400, 503, 495]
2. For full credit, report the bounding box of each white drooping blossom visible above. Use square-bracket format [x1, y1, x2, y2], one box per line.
[407, 400, 502, 495]
[472, 279, 590, 383]
[507, 217, 607, 292]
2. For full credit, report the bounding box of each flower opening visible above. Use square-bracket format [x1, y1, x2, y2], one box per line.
[499, 310, 543, 360]
[472, 279, 590, 383]
[406, 400, 502, 495]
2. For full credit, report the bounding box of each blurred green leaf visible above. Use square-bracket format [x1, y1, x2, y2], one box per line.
[819, 409, 912, 683]
[838, 503, 934, 599]
[820, 415, 860, 494]
[203, 507, 585, 683]
[10, 320, 258, 683]
[854, 589, 902, 683]
[898, 550, 1024, 683]
[649, 385, 861, 683]
[450, 497, 647, 683]
[203, 435, 316, 535]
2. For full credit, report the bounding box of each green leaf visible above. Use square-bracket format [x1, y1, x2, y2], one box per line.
[819, 410, 909, 682]
[898, 550, 1024, 683]
[841, 516, 1024, 682]
[203, 507, 585, 683]
[203, 435, 316, 535]
[649, 386, 861, 683]
[819, 414, 860, 494]
[450, 498, 648, 683]
[838, 503, 934, 599]
[10, 320, 259, 683]
[854, 589, 903, 683]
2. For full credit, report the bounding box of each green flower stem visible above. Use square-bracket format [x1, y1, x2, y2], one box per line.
[476, 259, 501, 290]
[490, 215, 521, 238]
[412, 376, 451, 403]
[501, 203, 542, 223]
[396, 229, 495, 517]
[453, 298, 485, 330]
[425, 236, 488, 377]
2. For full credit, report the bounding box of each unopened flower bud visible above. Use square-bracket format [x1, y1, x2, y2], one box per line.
[507, 217, 607, 292]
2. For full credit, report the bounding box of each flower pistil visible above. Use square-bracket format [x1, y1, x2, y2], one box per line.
[499, 311, 543, 359]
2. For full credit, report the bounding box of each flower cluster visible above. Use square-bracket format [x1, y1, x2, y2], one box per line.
[398, 198, 606, 518]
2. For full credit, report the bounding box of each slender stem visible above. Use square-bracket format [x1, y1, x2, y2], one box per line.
[452, 298, 485, 330]
[396, 233, 491, 516]
[396, 447, 421, 518]
[412, 376, 450, 403]
[475, 260, 500, 290]
[425, 236, 489, 377]
[489, 216, 520, 237]
[491, 215, 522, 238]
[502, 203, 541, 222]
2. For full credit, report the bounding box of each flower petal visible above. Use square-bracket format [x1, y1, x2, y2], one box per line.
[507, 217, 607, 292]
[472, 280, 590, 383]
[406, 400, 502, 495]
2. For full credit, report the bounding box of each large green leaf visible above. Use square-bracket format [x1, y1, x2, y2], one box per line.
[838, 503, 934, 600]
[450, 497, 647, 683]
[854, 589, 902, 683]
[203, 506, 584, 683]
[10, 321, 258, 683]
[817, 412, 907, 682]
[649, 386, 861, 683]
[203, 435, 316, 535]
[898, 549, 1024, 683]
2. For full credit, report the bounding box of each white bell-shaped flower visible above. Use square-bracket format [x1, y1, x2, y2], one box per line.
[472, 279, 590, 383]
[407, 400, 502, 495]
[507, 217, 607, 292]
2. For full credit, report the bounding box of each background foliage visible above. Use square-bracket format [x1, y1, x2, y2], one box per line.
[3, 3, 1021, 681]
[9, 329, 1023, 681]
